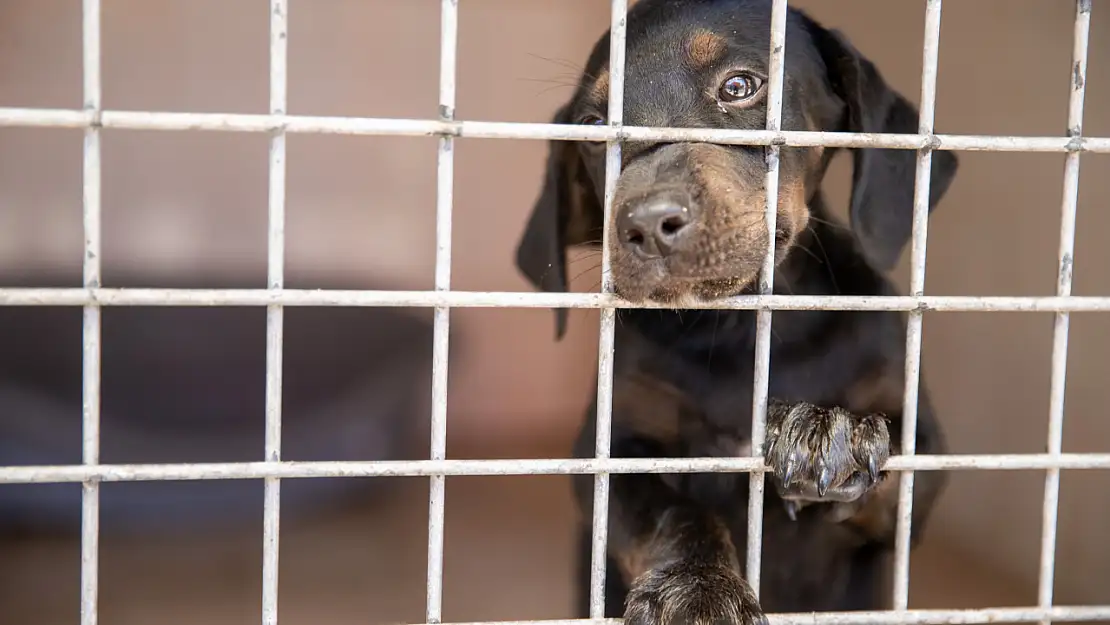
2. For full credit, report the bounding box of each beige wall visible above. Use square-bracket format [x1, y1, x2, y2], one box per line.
[1, 0, 1107, 608]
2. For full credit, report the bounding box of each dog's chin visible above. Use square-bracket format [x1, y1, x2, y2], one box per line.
[613, 272, 759, 308]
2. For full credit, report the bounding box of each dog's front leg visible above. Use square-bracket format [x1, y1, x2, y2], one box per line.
[604, 469, 768, 625]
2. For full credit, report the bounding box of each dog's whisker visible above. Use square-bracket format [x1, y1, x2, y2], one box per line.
[806, 226, 841, 295]
[706, 309, 720, 371]
[517, 76, 580, 86]
[568, 263, 603, 286]
[567, 253, 604, 267]
[793, 241, 825, 265]
[534, 84, 580, 98]
[805, 214, 850, 231]
[525, 52, 596, 82]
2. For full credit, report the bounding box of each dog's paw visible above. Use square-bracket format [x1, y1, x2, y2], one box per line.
[625, 562, 766, 625]
[764, 401, 890, 515]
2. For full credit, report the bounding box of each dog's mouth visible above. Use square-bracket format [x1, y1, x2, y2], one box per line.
[609, 227, 795, 306]
[608, 254, 760, 304]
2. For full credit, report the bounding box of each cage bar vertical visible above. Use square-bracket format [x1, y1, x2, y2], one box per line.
[1037, 2, 1091, 623]
[427, 1, 458, 622]
[746, 0, 789, 597]
[891, 0, 944, 610]
[80, 1, 103, 624]
[588, 0, 627, 617]
[261, 1, 289, 624]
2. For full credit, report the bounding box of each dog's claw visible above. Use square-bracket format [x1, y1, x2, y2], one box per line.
[867, 455, 880, 483]
[816, 462, 832, 497]
[782, 455, 797, 486]
[783, 500, 798, 522]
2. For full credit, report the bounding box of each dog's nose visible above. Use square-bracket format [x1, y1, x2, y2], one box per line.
[618, 202, 691, 258]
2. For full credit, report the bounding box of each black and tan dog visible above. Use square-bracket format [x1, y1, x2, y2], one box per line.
[514, 1, 959, 624]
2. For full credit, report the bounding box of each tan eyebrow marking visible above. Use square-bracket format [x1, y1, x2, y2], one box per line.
[590, 69, 611, 101]
[685, 29, 728, 68]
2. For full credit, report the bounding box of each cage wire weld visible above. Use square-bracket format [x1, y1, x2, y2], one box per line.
[0, 1, 1108, 625]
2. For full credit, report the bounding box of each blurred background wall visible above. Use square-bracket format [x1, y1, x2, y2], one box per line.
[0, 1, 1107, 624]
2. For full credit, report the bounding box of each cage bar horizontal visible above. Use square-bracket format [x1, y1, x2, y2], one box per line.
[2, 453, 1108, 484]
[412, 607, 1110, 625]
[1, 107, 1107, 153]
[391, 606, 1110, 625]
[6, 288, 1110, 313]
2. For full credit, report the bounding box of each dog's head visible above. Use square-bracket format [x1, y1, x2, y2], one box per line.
[516, 0, 959, 338]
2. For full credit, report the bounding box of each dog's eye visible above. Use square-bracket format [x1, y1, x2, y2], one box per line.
[718, 73, 763, 103]
[579, 115, 607, 126]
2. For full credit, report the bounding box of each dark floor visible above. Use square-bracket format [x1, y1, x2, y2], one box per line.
[1, 441, 1031, 625]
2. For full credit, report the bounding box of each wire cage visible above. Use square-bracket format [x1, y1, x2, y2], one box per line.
[0, 1, 1109, 624]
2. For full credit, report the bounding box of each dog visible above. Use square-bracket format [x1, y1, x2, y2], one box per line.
[513, 1, 959, 623]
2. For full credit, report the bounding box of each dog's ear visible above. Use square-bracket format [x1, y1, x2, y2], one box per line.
[812, 26, 959, 271]
[514, 103, 605, 340]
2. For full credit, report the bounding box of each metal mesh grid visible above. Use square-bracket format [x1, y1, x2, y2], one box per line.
[0, 1, 1107, 624]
